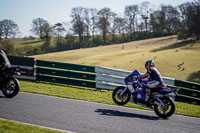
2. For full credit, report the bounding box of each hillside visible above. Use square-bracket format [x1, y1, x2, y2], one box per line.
[31, 36, 200, 83]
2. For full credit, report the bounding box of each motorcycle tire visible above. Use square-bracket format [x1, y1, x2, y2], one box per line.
[2, 77, 20, 98]
[112, 86, 131, 105]
[154, 97, 175, 118]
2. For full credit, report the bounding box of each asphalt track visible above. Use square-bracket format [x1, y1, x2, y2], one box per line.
[0, 92, 200, 133]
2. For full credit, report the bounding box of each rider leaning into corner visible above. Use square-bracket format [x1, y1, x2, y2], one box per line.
[134, 60, 165, 104]
[0, 50, 11, 78]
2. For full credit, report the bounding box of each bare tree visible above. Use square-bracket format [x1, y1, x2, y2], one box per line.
[71, 7, 88, 46]
[31, 18, 48, 40]
[83, 8, 90, 37]
[113, 17, 126, 34]
[11, 24, 20, 40]
[112, 16, 127, 42]
[139, 2, 152, 32]
[149, 10, 166, 34]
[97, 7, 116, 44]
[178, 1, 200, 40]
[124, 5, 139, 40]
[0, 19, 19, 39]
[90, 8, 98, 40]
[161, 5, 179, 33]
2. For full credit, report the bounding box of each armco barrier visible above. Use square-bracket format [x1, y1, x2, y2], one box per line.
[174, 80, 200, 105]
[95, 66, 200, 105]
[95, 66, 176, 90]
[36, 60, 95, 73]
[36, 60, 96, 88]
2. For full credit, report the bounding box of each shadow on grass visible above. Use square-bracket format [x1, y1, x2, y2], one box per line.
[187, 71, 200, 83]
[95, 109, 164, 120]
[151, 40, 196, 52]
[22, 40, 43, 45]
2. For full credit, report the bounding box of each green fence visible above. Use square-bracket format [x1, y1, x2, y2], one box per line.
[36, 60, 96, 88]
[175, 80, 200, 105]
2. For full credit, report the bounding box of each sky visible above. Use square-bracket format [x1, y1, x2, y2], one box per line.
[0, 0, 192, 37]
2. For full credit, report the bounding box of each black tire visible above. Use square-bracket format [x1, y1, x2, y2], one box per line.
[112, 86, 131, 105]
[2, 77, 20, 98]
[154, 97, 175, 118]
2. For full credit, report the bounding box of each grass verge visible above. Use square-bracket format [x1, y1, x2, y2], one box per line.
[0, 119, 64, 133]
[20, 80, 200, 118]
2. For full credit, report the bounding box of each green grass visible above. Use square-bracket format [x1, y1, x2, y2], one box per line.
[20, 80, 200, 118]
[15, 40, 44, 48]
[13, 38, 58, 56]
[0, 119, 64, 133]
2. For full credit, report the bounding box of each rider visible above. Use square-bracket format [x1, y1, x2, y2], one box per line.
[134, 60, 164, 103]
[0, 50, 11, 75]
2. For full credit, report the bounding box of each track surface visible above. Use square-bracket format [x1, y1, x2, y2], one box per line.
[0, 92, 199, 133]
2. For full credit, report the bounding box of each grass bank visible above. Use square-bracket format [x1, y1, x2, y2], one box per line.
[31, 36, 200, 83]
[20, 80, 200, 118]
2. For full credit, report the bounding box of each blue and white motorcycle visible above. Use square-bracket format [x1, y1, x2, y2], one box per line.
[112, 70, 179, 118]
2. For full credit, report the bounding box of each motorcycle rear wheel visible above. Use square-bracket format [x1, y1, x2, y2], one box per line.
[2, 77, 20, 98]
[112, 86, 131, 105]
[154, 97, 175, 118]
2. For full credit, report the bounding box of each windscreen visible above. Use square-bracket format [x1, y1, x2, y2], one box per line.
[0, 50, 11, 67]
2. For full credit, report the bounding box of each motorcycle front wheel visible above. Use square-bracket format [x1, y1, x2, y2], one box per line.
[2, 77, 20, 98]
[112, 86, 131, 105]
[154, 97, 175, 118]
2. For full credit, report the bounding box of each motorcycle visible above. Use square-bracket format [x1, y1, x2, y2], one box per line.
[112, 70, 179, 118]
[0, 66, 20, 98]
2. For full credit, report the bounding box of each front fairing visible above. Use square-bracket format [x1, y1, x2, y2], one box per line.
[124, 70, 141, 84]
[124, 70, 149, 85]
[0, 50, 11, 67]
[131, 70, 141, 76]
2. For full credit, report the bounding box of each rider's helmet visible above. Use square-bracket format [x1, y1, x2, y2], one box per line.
[145, 60, 155, 69]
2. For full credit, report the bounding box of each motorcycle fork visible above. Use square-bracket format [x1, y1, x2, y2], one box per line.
[153, 97, 165, 107]
[120, 87, 128, 96]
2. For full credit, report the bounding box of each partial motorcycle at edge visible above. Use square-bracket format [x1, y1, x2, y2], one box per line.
[0, 66, 20, 98]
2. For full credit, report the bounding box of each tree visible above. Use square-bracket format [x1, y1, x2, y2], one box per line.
[71, 7, 88, 46]
[178, 0, 200, 40]
[10, 24, 20, 39]
[31, 18, 48, 40]
[40, 23, 53, 52]
[149, 10, 166, 34]
[111, 16, 127, 43]
[40, 22, 53, 40]
[54, 23, 65, 37]
[113, 17, 127, 34]
[124, 5, 139, 40]
[0, 19, 19, 40]
[53, 23, 66, 50]
[97, 7, 116, 44]
[161, 5, 179, 33]
[89, 8, 98, 42]
[139, 2, 152, 32]
[191, 0, 200, 40]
